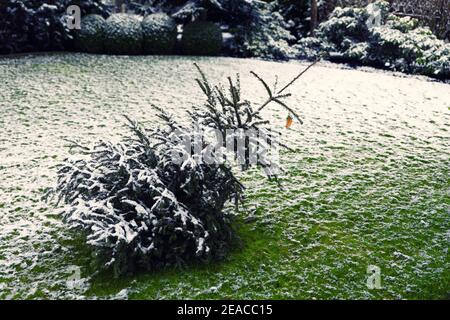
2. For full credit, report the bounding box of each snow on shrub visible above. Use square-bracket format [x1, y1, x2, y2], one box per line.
[366, 26, 419, 72]
[104, 13, 143, 55]
[233, 2, 297, 60]
[139, 0, 298, 59]
[51, 113, 243, 276]
[342, 42, 370, 61]
[182, 21, 223, 56]
[295, 0, 450, 79]
[366, 26, 450, 76]
[316, 6, 371, 49]
[142, 13, 177, 55]
[294, 37, 335, 60]
[0, 1, 69, 54]
[386, 15, 420, 33]
[74, 14, 106, 54]
[417, 45, 450, 78]
[0, 0, 109, 54]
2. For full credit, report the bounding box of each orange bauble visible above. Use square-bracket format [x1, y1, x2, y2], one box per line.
[285, 115, 293, 129]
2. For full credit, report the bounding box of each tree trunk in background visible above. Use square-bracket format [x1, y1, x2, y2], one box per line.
[310, 0, 318, 36]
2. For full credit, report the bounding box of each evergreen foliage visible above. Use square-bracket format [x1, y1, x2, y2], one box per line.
[74, 14, 106, 53]
[0, 0, 109, 54]
[51, 113, 243, 276]
[189, 61, 317, 177]
[104, 13, 143, 55]
[131, 0, 257, 25]
[273, 0, 310, 40]
[230, 1, 297, 60]
[49, 63, 315, 275]
[295, 0, 450, 79]
[131, 1, 298, 60]
[182, 21, 222, 56]
[142, 13, 177, 55]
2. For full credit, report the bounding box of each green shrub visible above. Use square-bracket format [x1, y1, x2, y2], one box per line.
[317, 7, 370, 49]
[235, 10, 297, 60]
[369, 27, 405, 58]
[142, 13, 177, 55]
[365, 26, 450, 75]
[104, 13, 143, 55]
[295, 0, 450, 79]
[182, 21, 222, 56]
[294, 37, 335, 60]
[343, 42, 370, 61]
[74, 14, 106, 53]
[417, 45, 450, 78]
[230, 1, 297, 60]
[386, 15, 420, 33]
[316, 1, 389, 50]
[0, 0, 110, 54]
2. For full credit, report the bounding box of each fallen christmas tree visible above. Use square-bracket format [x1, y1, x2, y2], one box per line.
[48, 62, 316, 276]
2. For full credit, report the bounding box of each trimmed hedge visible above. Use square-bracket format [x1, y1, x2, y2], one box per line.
[74, 14, 106, 54]
[142, 13, 177, 55]
[0, 0, 109, 54]
[104, 13, 143, 55]
[182, 21, 223, 56]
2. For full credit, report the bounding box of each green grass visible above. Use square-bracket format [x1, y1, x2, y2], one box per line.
[0, 53, 448, 299]
[74, 151, 449, 300]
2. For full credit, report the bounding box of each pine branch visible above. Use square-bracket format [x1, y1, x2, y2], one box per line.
[250, 71, 273, 98]
[277, 59, 319, 94]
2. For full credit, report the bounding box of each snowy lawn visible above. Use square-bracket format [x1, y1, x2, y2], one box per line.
[0, 53, 449, 299]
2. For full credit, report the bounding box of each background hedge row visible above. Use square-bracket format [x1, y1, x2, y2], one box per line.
[0, 0, 448, 79]
[74, 13, 222, 56]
